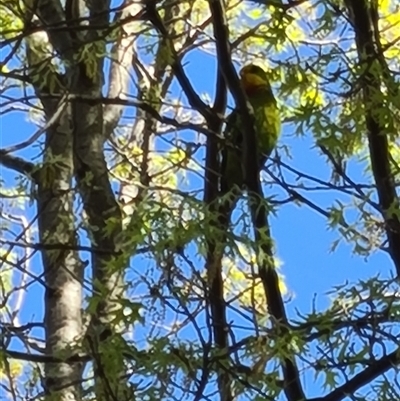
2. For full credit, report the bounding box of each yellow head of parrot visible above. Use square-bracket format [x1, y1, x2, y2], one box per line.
[239, 64, 269, 94]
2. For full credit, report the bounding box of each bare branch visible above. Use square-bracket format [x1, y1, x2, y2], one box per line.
[0, 150, 37, 180]
[2, 95, 68, 154]
[103, 1, 141, 138]
[344, 0, 400, 277]
[144, 1, 212, 121]
[0, 239, 120, 255]
[311, 348, 400, 401]
[42, 93, 214, 136]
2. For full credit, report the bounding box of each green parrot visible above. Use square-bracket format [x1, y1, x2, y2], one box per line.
[220, 64, 280, 199]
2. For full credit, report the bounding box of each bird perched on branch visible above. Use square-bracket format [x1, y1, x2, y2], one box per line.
[220, 64, 280, 201]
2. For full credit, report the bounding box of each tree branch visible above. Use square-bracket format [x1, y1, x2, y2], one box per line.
[144, 1, 212, 121]
[208, 0, 249, 115]
[103, 0, 141, 138]
[0, 150, 37, 180]
[38, 93, 213, 136]
[246, 0, 309, 10]
[208, 1, 306, 399]
[311, 348, 400, 401]
[204, 62, 227, 202]
[2, 95, 68, 155]
[344, 0, 400, 278]
[27, 0, 74, 63]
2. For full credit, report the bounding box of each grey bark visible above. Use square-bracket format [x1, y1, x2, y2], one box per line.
[37, 104, 84, 401]
[12, 1, 200, 400]
[24, 10, 84, 399]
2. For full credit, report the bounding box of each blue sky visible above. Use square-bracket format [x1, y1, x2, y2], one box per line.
[2, 50, 394, 391]
[1, 3, 399, 400]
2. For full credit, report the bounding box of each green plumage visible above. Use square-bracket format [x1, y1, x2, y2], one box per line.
[220, 66, 280, 196]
